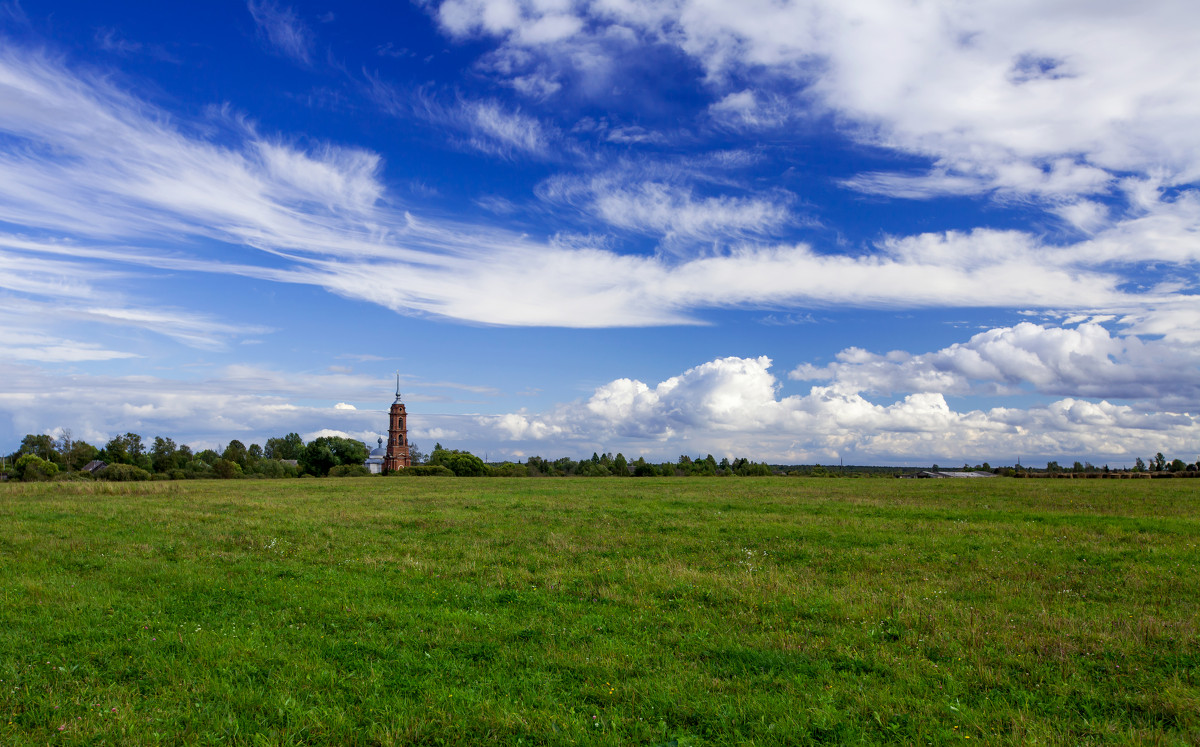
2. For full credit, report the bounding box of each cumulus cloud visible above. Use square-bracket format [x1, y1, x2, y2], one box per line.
[790, 322, 1200, 410]
[476, 355, 1200, 464]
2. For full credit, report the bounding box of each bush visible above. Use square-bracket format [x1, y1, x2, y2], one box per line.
[213, 459, 243, 479]
[14, 454, 59, 482]
[328, 464, 370, 478]
[488, 462, 526, 477]
[396, 465, 456, 477]
[52, 471, 92, 482]
[97, 463, 152, 482]
[253, 459, 299, 479]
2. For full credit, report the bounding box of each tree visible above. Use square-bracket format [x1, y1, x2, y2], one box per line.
[1133, 457, 1146, 473]
[612, 453, 628, 476]
[1169, 458, 1187, 473]
[299, 436, 369, 476]
[428, 445, 487, 477]
[1153, 452, 1167, 471]
[222, 440, 248, 468]
[19, 434, 56, 462]
[408, 442, 427, 465]
[264, 433, 304, 460]
[151, 437, 180, 474]
[103, 433, 146, 467]
[579, 461, 611, 477]
[632, 457, 659, 477]
[64, 440, 99, 471]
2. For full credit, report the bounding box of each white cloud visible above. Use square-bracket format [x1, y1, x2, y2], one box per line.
[708, 90, 790, 129]
[248, 1, 315, 65]
[0, 42, 1197, 340]
[475, 354, 1200, 464]
[538, 171, 792, 250]
[790, 321, 1200, 410]
[430, 0, 1200, 206]
[465, 100, 554, 158]
[0, 361, 480, 452]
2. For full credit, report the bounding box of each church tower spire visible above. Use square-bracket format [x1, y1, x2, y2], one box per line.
[383, 374, 410, 472]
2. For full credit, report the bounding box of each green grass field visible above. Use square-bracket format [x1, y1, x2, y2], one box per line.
[1, 477, 1197, 745]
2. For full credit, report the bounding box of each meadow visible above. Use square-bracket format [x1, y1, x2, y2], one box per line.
[0, 477, 1197, 745]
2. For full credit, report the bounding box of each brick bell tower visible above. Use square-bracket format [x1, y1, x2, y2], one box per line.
[383, 374, 411, 472]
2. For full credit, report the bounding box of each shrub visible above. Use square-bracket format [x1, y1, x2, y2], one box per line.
[14, 454, 59, 482]
[213, 459, 243, 479]
[328, 464, 370, 478]
[52, 470, 92, 482]
[396, 465, 456, 477]
[488, 462, 526, 477]
[253, 459, 299, 479]
[97, 463, 152, 482]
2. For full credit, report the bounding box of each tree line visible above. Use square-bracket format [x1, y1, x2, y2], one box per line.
[5, 429, 1195, 482]
[1, 431, 400, 482]
[419, 447, 774, 478]
[1, 430, 774, 481]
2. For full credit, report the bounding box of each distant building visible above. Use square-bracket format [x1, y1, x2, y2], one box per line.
[82, 460, 107, 474]
[365, 437, 386, 474]
[383, 375, 411, 472]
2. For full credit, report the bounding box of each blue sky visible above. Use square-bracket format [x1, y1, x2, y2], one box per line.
[2, 0, 1199, 466]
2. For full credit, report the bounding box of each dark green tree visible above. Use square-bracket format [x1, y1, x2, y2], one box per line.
[612, 453, 628, 476]
[151, 437, 180, 474]
[264, 433, 304, 460]
[65, 440, 99, 471]
[222, 440, 248, 468]
[213, 459, 244, 479]
[299, 436, 369, 476]
[103, 433, 145, 466]
[632, 457, 659, 477]
[19, 434, 57, 461]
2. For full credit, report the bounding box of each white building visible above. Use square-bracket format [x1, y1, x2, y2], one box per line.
[364, 437, 386, 474]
